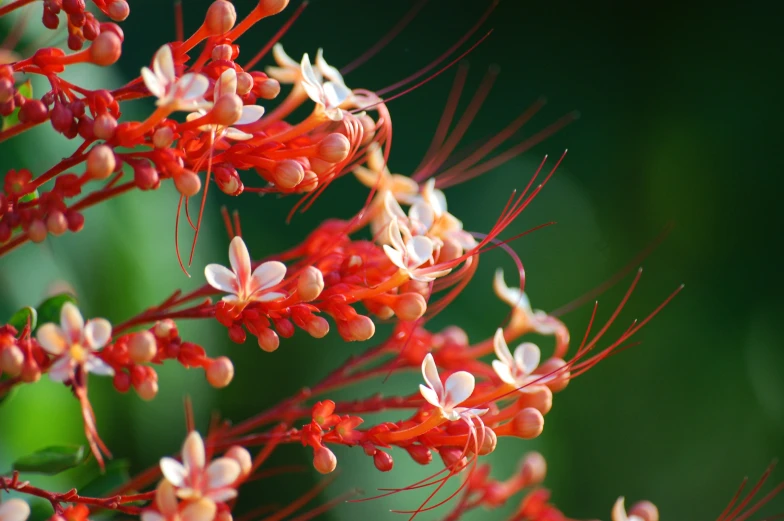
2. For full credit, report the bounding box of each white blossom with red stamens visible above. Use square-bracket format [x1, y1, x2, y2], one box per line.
[494, 268, 561, 335]
[36, 302, 114, 382]
[300, 52, 351, 121]
[186, 68, 264, 141]
[160, 431, 241, 503]
[492, 328, 543, 391]
[383, 219, 448, 282]
[419, 353, 486, 422]
[204, 236, 287, 306]
[141, 45, 210, 112]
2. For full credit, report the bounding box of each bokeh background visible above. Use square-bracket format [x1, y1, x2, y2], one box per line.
[2, 1, 783, 519]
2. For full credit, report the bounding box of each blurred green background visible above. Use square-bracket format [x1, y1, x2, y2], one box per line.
[1, 1, 782, 519]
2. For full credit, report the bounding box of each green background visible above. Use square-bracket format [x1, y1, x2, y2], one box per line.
[1, 1, 782, 519]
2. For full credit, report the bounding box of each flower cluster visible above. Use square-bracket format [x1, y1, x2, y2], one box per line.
[0, 2, 780, 521]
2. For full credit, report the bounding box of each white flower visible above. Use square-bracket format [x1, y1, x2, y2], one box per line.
[0, 499, 30, 521]
[142, 45, 209, 112]
[492, 328, 542, 390]
[186, 68, 264, 141]
[205, 236, 287, 305]
[494, 268, 560, 335]
[265, 43, 301, 84]
[354, 145, 420, 203]
[383, 219, 449, 282]
[612, 497, 644, 521]
[300, 51, 351, 121]
[160, 431, 241, 503]
[419, 353, 486, 422]
[36, 302, 114, 383]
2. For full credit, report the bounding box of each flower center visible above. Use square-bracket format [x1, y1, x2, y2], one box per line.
[70, 343, 88, 363]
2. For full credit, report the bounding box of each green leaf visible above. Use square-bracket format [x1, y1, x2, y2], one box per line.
[79, 459, 132, 497]
[35, 293, 78, 330]
[27, 499, 54, 521]
[1, 80, 32, 131]
[0, 385, 18, 407]
[13, 445, 87, 475]
[7, 306, 37, 331]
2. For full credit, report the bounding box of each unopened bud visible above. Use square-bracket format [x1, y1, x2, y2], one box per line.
[180, 498, 217, 521]
[133, 163, 159, 190]
[213, 94, 243, 126]
[154, 319, 176, 339]
[256, 78, 280, 99]
[86, 144, 116, 179]
[318, 133, 350, 163]
[89, 31, 122, 66]
[215, 165, 243, 196]
[128, 331, 157, 363]
[510, 407, 544, 439]
[629, 501, 659, 521]
[0, 78, 13, 103]
[236, 72, 254, 95]
[393, 292, 427, 321]
[18, 100, 49, 124]
[348, 315, 375, 341]
[520, 385, 553, 415]
[28, 220, 47, 243]
[309, 157, 331, 176]
[212, 44, 234, 62]
[205, 0, 237, 34]
[257, 327, 279, 352]
[439, 447, 467, 472]
[174, 170, 202, 197]
[0, 345, 24, 376]
[206, 356, 234, 388]
[273, 159, 304, 189]
[440, 325, 469, 346]
[46, 211, 68, 236]
[135, 378, 159, 401]
[358, 113, 376, 145]
[21, 361, 41, 383]
[537, 357, 570, 392]
[153, 126, 174, 148]
[225, 446, 252, 478]
[305, 316, 329, 339]
[297, 266, 324, 302]
[406, 444, 432, 465]
[476, 426, 497, 455]
[107, 0, 130, 21]
[299, 170, 318, 192]
[313, 445, 337, 474]
[373, 450, 394, 472]
[521, 451, 547, 485]
[93, 112, 117, 140]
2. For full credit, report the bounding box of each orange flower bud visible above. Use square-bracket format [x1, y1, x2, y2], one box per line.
[128, 331, 157, 363]
[86, 144, 116, 179]
[206, 356, 234, 388]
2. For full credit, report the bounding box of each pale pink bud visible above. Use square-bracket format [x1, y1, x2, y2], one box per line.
[93, 113, 117, 140]
[629, 501, 659, 521]
[128, 331, 157, 363]
[256, 78, 280, 99]
[107, 0, 130, 21]
[257, 328, 279, 352]
[153, 127, 174, 148]
[299, 170, 318, 192]
[476, 426, 497, 456]
[318, 133, 350, 163]
[205, 0, 237, 34]
[135, 379, 159, 401]
[273, 159, 304, 189]
[537, 357, 570, 392]
[393, 292, 427, 322]
[87, 144, 116, 179]
[313, 445, 337, 474]
[212, 94, 243, 126]
[175, 170, 202, 197]
[348, 315, 375, 341]
[297, 266, 324, 302]
[154, 319, 176, 339]
[236, 72, 254, 95]
[90, 31, 122, 66]
[521, 451, 547, 485]
[212, 44, 233, 62]
[258, 0, 289, 16]
[180, 498, 217, 521]
[510, 407, 544, 439]
[305, 316, 329, 339]
[0, 345, 24, 376]
[225, 446, 252, 478]
[520, 385, 553, 415]
[440, 326, 469, 346]
[46, 211, 68, 236]
[309, 157, 331, 175]
[27, 220, 47, 243]
[0, 498, 30, 521]
[206, 356, 234, 388]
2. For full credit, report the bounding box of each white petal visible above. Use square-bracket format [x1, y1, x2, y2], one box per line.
[84, 318, 112, 349]
[206, 488, 238, 503]
[141, 67, 165, 99]
[205, 458, 241, 489]
[532, 313, 559, 335]
[612, 497, 629, 521]
[60, 302, 84, 343]
[84, 355, 115, 377]
[383, 191, 406, 221]
[160, 457, 187, 487]
[0, 499, 31, 521]
[223, 127, 254, 141]
[315, 48, 344, 84]
[443, 371, 475, 409]
[418, 384, 440, 408]
[300, 53, 325, 105]
[182, 431, 206, 470]
[272, 43, 298, 69]
[353, 166, 381, 189]
[382, 244, 406, 270]
[153, 45, 175, 84]
[493, 328, 514, 367]
[253, 291, 286, 303]
[420, 353, 443, 399]
[205, 264, 239, 294]
[325, 107, 343, 122]
[264, 66, 298, 84]
[215, 68, 237, 99]
[492, 359, 516, 385]
[228, 236, 252, 288]
[235, 105, 265, 125]
[178, 73, 209, 101]
[409, 201, 435, 232]
[493, 268, 521, 308]
[406, 236, 434, 268]
[387, 219, 406, 254]
[514, 342, 541, 375]
[250, 261, 287, 292]
[323, 81, 350, 109]
[423, 179, 447, 216]
[48, 356, 74, 382]
[36, 324, 67, 355]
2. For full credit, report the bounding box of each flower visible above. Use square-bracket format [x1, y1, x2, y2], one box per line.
[36, 302, 114, 382]
[494, 268, 560, 335]
[160, 431, 241, 503]
[265, 43, 301, 84]
[383, 218, 446, 282]
[492, 328, 542, 390]
[0, 499, 30, 521]
[611, 497, 645, 521]
[419, 353, 486, 422]
[353, 144, 420, 204]
[141, 45, 209, 112]
[300, 51, 351, 121]
[205, 236, 287, 306]
[186, 68, 264, 141]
